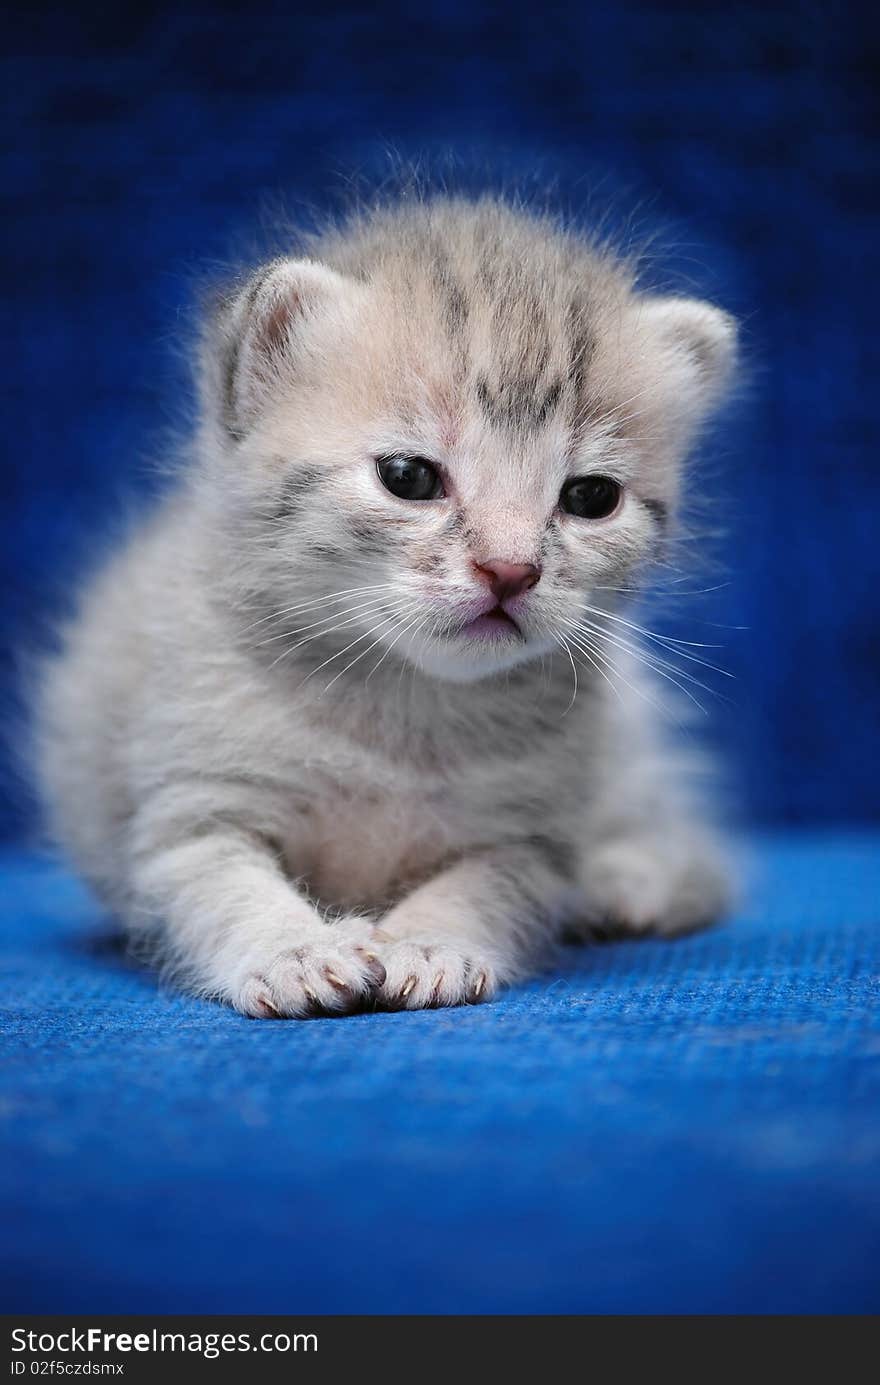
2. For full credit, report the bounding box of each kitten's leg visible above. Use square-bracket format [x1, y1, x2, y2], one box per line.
[569, 680, 733, 938]
[574, 818, 732, 939]
[128, 815, 385, 1018]
[372, 842, 575, 1010]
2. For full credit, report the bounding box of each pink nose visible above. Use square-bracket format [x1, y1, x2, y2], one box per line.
[473, 559, 542, 603]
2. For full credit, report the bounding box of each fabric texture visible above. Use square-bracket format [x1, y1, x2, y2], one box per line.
[3, 833, 878, 1314]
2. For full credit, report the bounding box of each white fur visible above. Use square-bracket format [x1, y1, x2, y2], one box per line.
[35, 197, 738, 1017]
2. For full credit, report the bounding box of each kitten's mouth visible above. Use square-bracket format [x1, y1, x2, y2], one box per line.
[458, 606, 523, 640]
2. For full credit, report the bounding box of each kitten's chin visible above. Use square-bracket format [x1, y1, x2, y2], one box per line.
[403, 632, 552, 684]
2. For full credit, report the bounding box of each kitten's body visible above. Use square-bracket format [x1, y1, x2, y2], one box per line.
[36, 196, 736, 1016]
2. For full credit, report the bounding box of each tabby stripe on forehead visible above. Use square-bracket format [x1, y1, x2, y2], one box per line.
[536, 379, 563, 424]
[428, 243, 470, 341]
[475, 374, 565, 430]
[442, 275, 469, 339]
[566, 291, 596, 421]
[490, 290, 552, 381]
[469, 281, 565, 429]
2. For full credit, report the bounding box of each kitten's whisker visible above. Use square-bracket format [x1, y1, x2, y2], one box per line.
[551, 633, 579, 715]
[241, 584, 397, 633]
[583, 603, 732, 668]
[321, 603, 427, 696]
[574, 615, 714, 695]
[240, 583, 398, 635]
[242, 581, 393, 626]
[593, 580, 732, 599]
[264, 607, 398, 670]
[390, 611, 433, 705]
[266, 599, 415, 674]
[562, 628, 626, 707]
[574, 615, 726, 703]
[564, 627, 682, 725]
[567, 619, 712, 715]
[299, 601, 422, 690]
[255, 593, 401, 647]
[364, 606, 429, 686]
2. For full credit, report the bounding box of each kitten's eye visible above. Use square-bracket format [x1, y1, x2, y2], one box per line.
[376, 455, 445, 502]
[560, 475, 622, 520]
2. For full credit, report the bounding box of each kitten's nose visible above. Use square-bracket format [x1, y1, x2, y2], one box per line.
[473, 559, 542, 603]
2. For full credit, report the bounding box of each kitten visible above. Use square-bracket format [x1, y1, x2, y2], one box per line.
[35, 195, 738, 1017]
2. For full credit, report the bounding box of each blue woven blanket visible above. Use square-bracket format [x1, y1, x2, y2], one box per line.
[3, 833, 877, 1313]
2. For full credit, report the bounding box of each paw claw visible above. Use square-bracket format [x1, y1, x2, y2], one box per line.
[355, 948, 387, 986]
[370, 937, 499, 1011]
[235, 923, 393, 1019]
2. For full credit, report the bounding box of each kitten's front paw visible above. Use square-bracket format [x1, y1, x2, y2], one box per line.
[235, 924, 386, 1019]
[373, 937, 499, 1010]
[580, 836, 731, 938]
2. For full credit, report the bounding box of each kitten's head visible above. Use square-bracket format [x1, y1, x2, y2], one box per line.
[203, 200, 736, 683]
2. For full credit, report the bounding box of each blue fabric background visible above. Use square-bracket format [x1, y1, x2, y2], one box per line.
[5, 831, 880, 1307]
[3, 835, 879, 1314]
[2, 1, 879, 1318]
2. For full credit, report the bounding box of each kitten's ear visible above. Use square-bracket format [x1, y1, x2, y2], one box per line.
[636, 296, 738, 433]
[202, 258, 355, 441]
